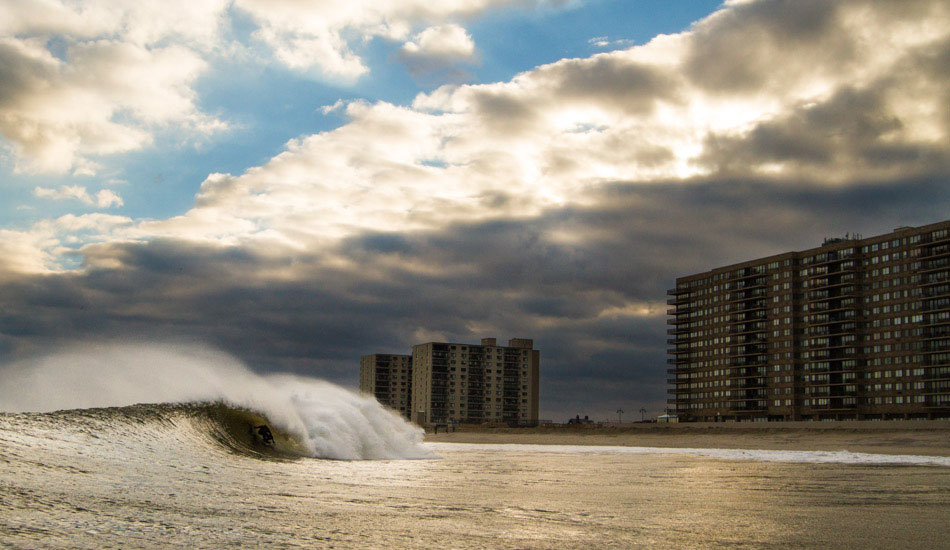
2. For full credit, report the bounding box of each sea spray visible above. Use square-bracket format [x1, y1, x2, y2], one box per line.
[0, 343, 432, 460]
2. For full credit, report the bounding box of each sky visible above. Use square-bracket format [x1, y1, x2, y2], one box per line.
[1, 0, 949, 422]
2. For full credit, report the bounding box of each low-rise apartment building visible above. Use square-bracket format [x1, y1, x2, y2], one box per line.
[359, 353, 412, 418]
[411, 338, 540, 427]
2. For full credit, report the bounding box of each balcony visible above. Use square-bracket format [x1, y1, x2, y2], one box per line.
[729, 345, 769, 356]
[804, 311, 857, 326]
[730, 311, 767, 322]
[733, 378, 767, 389]
[729, 356, 768, 367]
[732, 335, 767, 345]
[728, 325, 767, 336]
[728, 367, 767, 379]
[921, 271, 950, 286]
[729, 403, 767, 412]
[918, 232, 950, 246]
[734, 279, 767, 290]
[734, 267, 766, 279]
[726, 290, 767, 303]
[917, 244, 950, 259]
[919, 258, 950, 274]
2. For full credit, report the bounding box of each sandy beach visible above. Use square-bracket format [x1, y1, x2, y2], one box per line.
[424, 421, 950, 457]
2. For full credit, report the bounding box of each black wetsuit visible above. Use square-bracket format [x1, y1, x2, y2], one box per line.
[255, 425, 274, 445]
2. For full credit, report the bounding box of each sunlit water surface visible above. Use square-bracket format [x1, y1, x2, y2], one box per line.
[2, 409, 948, 550]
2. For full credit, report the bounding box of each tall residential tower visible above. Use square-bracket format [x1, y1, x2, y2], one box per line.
[668, 220, 950, 421]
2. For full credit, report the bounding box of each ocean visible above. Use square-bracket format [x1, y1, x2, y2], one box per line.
[1, 346, 948, 548]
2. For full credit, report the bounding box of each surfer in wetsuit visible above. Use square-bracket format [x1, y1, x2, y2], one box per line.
[254, 425, 274, 446]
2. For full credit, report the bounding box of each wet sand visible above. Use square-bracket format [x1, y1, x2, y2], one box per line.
[424, 420, 950, 457]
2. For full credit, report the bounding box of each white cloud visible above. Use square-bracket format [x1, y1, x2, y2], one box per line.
[0, 228, 58, 275]
[403, 24, 476, 59]
[587, 36, 636, 49]
[398, 24, 477, 78]
[320, 100, 346, 115]
[34, 185, 124, 208]
[0, 0, 228, 46]
[0, 0, 229, 175]
[145, 0, 948, 249]
[234, 0, 524, 80]
[0, 0, 539, 173]
[5, 0, 950, 275]
[0, 212, 133, 274]
[94, 189, 124, 208]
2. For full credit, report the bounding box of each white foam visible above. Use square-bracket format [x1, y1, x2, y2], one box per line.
[0, 343, 432, 460]
[427, 443, 950, 466]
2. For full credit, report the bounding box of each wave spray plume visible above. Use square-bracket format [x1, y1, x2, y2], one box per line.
[0, 343, 431, 460]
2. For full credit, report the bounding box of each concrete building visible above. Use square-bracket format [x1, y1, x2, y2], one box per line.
[668, 220, 950, 421]
[359, 354, 412, 419]
[411, 338, 540, 427]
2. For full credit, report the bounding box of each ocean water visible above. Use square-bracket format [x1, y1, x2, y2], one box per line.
[1, 405, 949, 549]
[1, 346, 948, 548]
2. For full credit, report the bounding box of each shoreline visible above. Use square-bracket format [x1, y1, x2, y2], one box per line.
[423, 421, 950, 456]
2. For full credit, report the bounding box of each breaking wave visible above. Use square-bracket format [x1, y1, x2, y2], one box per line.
[0, 344, 432, 460]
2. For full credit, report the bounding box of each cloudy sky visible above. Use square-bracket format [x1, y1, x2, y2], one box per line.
[1, 0, 949, 421]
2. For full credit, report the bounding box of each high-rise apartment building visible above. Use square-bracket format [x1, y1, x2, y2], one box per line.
[359, 354, 413, 418]
[410, 338, 540, 427]
[667, 220, 950, 421]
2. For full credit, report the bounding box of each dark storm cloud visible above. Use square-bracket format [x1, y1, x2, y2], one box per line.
[684, 0, 845, 93]
[545, 56, 677, 113]
[699, 75, 949, 176]
[469, 88, 541, 134]
[683, 0, 946, 96]
[4, 175, 949, 419]
[0, 41, 52, 105]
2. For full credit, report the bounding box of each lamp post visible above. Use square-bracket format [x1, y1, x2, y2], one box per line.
[639, 407, 647, 422]
[616, 408, 624, 424]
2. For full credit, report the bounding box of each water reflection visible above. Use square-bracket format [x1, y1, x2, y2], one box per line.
[2, 432, 948, 549]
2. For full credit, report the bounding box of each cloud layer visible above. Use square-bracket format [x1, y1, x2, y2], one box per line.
[34, 185, 123, 208]
[0, 0, 537, 174]
[1, 0, 949, 419]
[114, 0, 950, 255]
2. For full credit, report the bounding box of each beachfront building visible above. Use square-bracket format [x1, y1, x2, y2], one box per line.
[411, 338, 540, 427]
[667, 220, 950, 421]
[359, 354, 413, 419]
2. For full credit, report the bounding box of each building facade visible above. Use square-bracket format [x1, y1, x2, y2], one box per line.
[410, 338, 540, 427]
[668, 220, 950, 421]
[359, 354, 413, 419]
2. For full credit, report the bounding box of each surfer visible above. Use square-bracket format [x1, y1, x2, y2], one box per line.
[253, 425, 275, 447]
